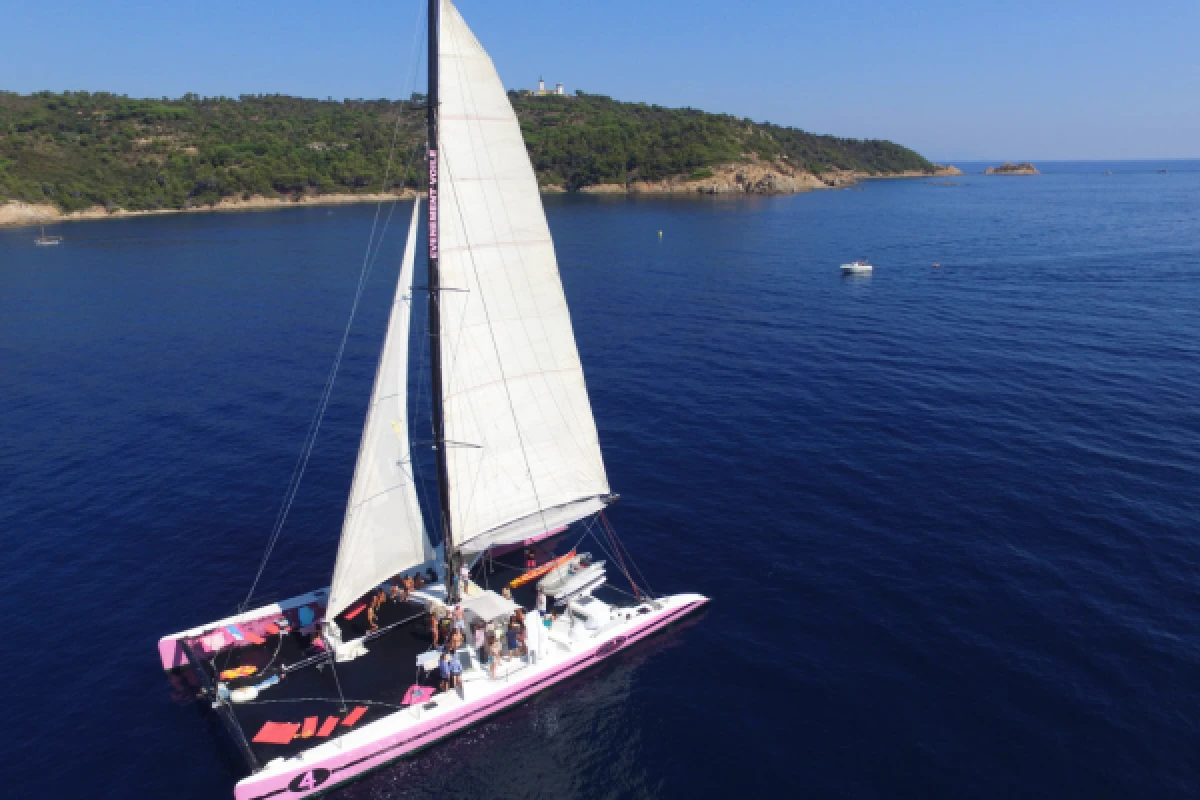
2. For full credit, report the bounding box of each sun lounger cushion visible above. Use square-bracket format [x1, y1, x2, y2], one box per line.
[344, 603, 366, 620]
[243, 629, 266, 645]
[402, 685, 434, 705]
[317, 716, 340, 737]
[300, 716, 318, 738]
[252, 721, 300, 745]
[341, 706, 368, 727]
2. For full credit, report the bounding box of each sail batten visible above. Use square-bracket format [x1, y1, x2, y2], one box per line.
[436, 0, 610, 552]
[327, 200, 434, 622]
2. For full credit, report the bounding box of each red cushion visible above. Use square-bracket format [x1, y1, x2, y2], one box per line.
[341, 706, 368, 727]
[317, 716, 340, 737]
[252, 721, 300, 745]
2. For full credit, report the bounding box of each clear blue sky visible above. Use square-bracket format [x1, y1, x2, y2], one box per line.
[3, 0, 1198, 161]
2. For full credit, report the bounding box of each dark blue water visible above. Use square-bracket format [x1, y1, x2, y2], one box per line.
[3, 161, 1199, 798]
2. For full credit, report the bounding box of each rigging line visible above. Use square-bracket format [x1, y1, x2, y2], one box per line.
[239, 4, 425, 613]
[446, 28, 605, 487]
[601, 511, 655, 597]
[239, 697, 406, 710]
[441, 17, 555, 545]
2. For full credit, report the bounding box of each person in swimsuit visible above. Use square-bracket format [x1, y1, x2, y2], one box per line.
[485, 632, 501, 678]
[429, 612, 440, 648]
[366, 589, 386, 632]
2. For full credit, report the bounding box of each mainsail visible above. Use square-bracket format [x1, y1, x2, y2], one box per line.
[327, 200, 434, 621]
[436, 0, 611, 555]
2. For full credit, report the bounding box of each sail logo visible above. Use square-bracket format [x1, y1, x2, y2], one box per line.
[287, 768, 331, 793]
[428, 150, 439, 259]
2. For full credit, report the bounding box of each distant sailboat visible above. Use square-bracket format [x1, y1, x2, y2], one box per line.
[157, 3, 707, 798]
[34, 224, 62, 246]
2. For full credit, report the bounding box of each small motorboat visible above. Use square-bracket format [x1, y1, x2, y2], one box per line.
[841, 259, 873, 274]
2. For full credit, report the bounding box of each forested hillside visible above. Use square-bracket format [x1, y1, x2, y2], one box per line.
[0, 90, 937, 212]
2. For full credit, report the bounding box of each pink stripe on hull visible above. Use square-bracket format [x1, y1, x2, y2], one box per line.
[236, 599, 706, 800]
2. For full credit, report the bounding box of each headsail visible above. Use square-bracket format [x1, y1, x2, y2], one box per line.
[436, 0, 611, 555]
[327, 200, 434, 621]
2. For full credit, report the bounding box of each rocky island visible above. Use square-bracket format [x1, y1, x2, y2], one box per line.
[2, 90, 959, 225]
[985, 162, 1040, 175]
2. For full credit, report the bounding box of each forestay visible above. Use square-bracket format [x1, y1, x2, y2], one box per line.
[436, 0, 611, 554]
[327, 200, 435, 622]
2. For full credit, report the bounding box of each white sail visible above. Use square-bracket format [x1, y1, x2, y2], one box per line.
[327, 200, 434, 621]
[436, 0, 611, 554]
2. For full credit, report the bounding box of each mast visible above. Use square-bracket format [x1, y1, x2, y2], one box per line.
[426, 0, 459, 600]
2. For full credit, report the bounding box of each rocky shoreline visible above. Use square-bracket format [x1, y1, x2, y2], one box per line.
[550, 158, 962, 196]
[1, 161, 965, 227]
[984, 162, 1039, 175]
[0, 190, 416, 228]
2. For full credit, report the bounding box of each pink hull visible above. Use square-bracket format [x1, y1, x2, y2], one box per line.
[235, 598, 707, 800]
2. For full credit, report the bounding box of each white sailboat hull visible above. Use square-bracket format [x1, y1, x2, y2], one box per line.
[227, 592, 707, 800]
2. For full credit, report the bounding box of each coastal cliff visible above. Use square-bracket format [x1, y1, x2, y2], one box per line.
[985, 162, 1039, 175]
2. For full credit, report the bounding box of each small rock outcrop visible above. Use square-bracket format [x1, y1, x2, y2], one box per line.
[985, 162, 1039, 175]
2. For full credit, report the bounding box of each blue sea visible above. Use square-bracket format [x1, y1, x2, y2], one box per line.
[2, 160, 1199, 798]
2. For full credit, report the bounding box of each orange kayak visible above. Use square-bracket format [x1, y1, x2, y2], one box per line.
[509, 550, 575, 589]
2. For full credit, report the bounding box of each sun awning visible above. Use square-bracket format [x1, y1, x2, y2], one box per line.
[459, 590, 519, 623]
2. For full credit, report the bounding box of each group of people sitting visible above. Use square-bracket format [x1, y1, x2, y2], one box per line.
[434, 605, 533, 689]
[366, 567, 440, 632]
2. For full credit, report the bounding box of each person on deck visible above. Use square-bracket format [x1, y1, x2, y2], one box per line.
[413, 572, 426, 590]
[458, 562, 471, 596]
[484, 632, 500, 679]
[439, 651, 462, 691]
[536, 588, 547, 615]
[389, 578, 408, 603]
[403, 574, 416, 596]
[367, 589, 386, 632]
[525, 549, 537, 570]
[501, 586, 513, 602]
[452, 605, 466, 640]
[505, 619, 525, 660]
[429, 612, 440, 648]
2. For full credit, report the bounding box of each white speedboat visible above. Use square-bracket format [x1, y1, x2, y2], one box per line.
[841, 259, 873, 274]
[158, 3, 707, 798]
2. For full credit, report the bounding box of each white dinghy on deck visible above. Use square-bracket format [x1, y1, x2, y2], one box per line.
[159, 3, 707, 798]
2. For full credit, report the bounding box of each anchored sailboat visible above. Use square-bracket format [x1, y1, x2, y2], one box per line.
[35, 223, 63, 246]
[158, 2, 706, 798]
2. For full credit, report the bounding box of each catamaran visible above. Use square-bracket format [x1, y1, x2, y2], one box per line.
[158, 2, 707, 797]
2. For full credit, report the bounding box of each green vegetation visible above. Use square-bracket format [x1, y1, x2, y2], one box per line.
[518, 92, 935, 189]
[0, 90, 937, 212]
